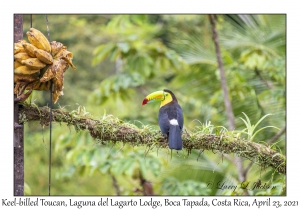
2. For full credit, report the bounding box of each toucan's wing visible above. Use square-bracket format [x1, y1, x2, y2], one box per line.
[159, 108, 170, 135]
[176, 104, 184, 130]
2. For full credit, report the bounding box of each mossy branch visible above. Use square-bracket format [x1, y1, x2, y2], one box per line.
[19, 105, 286, 175]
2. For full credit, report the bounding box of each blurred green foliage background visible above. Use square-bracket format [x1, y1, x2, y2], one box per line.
[22, 14, 286, 196]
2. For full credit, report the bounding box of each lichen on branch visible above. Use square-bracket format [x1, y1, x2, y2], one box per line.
[19, 105, 286, 175]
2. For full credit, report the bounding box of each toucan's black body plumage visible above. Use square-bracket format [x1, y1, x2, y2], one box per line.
[158, 89, 184, 150]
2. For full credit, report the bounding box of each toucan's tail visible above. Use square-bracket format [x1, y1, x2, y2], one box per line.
[168, 125, 182, 150]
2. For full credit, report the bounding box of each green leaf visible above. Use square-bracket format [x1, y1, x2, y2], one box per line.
[138, 158, 148, 179]
[251, 126, 280, 141]
[66, 150, 75, 161]
[100, 162, 111, 174]
[253, 114, 273, 130]
[124, 161, 137, 176]
[241, 112, 252, 127]
[110, 46, 121, 61]
[117, 42, 130, 53]
[93, 44, 106, 55]
[92, 43, 115, 65]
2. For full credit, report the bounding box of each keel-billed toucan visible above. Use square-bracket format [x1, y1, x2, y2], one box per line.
[142, 89, 184, 150]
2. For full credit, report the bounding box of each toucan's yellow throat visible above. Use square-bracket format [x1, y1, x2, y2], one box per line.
[142, 90, 174, 107]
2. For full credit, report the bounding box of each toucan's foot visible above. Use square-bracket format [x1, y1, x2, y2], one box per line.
[159, 133, 168, 142]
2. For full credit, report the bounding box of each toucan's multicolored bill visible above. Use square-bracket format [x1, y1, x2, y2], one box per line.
[142, 90, 165, 105]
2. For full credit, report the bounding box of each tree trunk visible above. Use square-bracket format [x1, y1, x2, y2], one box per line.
[14, 14, 24, 196]
[209, 15, 248, 194]
[209, 14, 236, 130]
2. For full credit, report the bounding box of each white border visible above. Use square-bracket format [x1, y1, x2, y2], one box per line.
[1, 1, 299, 209]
